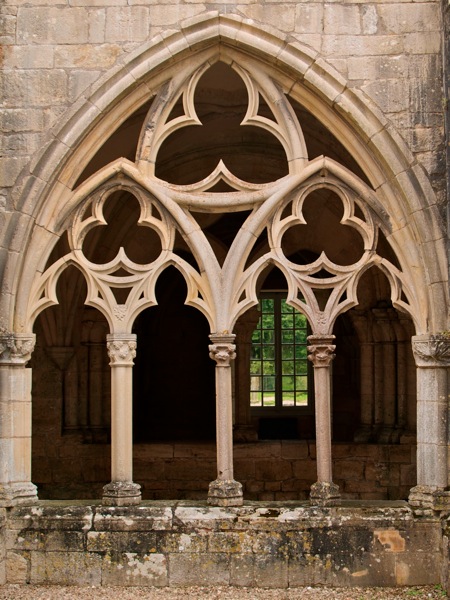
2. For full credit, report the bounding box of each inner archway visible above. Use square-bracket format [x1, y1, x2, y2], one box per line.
[133, 267, 215, 442]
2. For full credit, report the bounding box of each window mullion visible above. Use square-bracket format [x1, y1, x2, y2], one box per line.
[274, 295, 283, 410]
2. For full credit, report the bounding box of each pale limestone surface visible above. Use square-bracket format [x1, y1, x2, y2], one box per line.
[0, 0, 448, 507]
[0, 1, 445, 195]
[0, 0, 449, 589]
[2, 502, 444, 588]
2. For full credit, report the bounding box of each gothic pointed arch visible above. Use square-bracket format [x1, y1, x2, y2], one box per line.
[23, 69, 423, 342]
[1, 12, 447, 505]
[1, 13, 445, 339]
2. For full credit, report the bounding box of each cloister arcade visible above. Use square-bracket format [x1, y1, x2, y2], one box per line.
[0, 17, 448, 511]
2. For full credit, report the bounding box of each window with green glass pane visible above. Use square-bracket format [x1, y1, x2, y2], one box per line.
[250, 293, 310, 409]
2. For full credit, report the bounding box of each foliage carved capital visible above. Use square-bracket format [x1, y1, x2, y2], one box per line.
[0, 333, 36, 365]
[106, 334, 137, 366]
[412, 334, 450, 368]
[307, 334, 336, 368]
[209, 334, 236, 367]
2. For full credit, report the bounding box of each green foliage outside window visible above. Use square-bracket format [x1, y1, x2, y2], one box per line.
[250, 295, 309, 408]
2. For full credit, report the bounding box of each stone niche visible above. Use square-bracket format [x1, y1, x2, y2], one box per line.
[4, 502, 442, 588]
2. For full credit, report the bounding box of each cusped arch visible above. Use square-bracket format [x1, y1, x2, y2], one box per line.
[3, 13, 447, 335]
[227, 157, 421, 334]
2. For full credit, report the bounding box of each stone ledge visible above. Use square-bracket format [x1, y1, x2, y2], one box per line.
[3, 500, 443, 587]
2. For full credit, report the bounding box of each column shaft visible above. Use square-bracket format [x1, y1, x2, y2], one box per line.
[111, 363, 133, 482]
[416, 366, 447, 488]
[396, 341, 407, 431]
[373, 343, 384, 429]
[233, 309, 259, 442]
[215, 363, 234, 480]
[102, 333, 141, 506]
[360, 342, 375, 430]
[308, 334, 340, 505]
[314, 364, 333, 483]
[0, 334, 38, 507]
[409, 334, 450, 512]
[89, 343, 105, 431]
[350, 311, 375, 442]
[208, 334, 243, 507]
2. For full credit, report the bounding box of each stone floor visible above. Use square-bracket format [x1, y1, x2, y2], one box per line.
[0, 584, 447, 599]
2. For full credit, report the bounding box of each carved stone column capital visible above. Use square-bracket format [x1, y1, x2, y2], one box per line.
[0, 333, 36, 365]
[307, 334, 336, 368]
[45, 346, 75, 371]
[209, 333, 236, 367]
[106, 334, 137, 366]
[412, 334, 450, 368]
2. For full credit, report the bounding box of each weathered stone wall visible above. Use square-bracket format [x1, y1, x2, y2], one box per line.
[0, 0, 446, 214]
[0, 0, 448, 589]
[444, 0, 450, 222]
[4, 502, 442, 587]
[32, 439, 416, 503]
[443, 518, 450, 593]
[0, 509, 5, 585]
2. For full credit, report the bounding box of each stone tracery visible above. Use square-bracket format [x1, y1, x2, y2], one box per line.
[24, 56, 423, 505]
[0, 8, 448, 585]
[15, 45, 432, 504]
[0, 50, 428, 522]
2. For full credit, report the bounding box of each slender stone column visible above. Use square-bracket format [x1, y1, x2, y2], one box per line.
[233, 309, 260, 442]
[392, 314, 410, 440]
[373, 309, 396, 443]
[357, 341, 375, 440]
[350, 311, 375, 442]
[403, 318, 417, 439]
[373, 339, 384, 436]
[0, 334, 38, 507]
[45, 347, 76, 431]
[409, 334, 450, 511]
[208, 333, 243, 506]
[308, 334, 340, 505]
[102, 333, 141, 506]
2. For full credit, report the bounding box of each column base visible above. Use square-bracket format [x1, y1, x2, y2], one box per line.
[310, 481, 341, 507]
[102, 481, 141, 506]
[0, 482, 38, 507]
[409, 485, 450, 515]
[207, 479, 243, 507]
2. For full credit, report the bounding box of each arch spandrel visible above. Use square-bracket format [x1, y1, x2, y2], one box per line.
[3, 14, 446, 336]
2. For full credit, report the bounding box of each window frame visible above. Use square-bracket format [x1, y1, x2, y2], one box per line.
[250, 292, 314, 416]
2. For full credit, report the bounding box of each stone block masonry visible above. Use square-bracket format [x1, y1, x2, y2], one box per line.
[1, 0, 449, 591]
[33, 441, 416, 503]
[0, 0, 445, 206]
[0, 509, 5, 584]
[4, 502, 442, 588]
